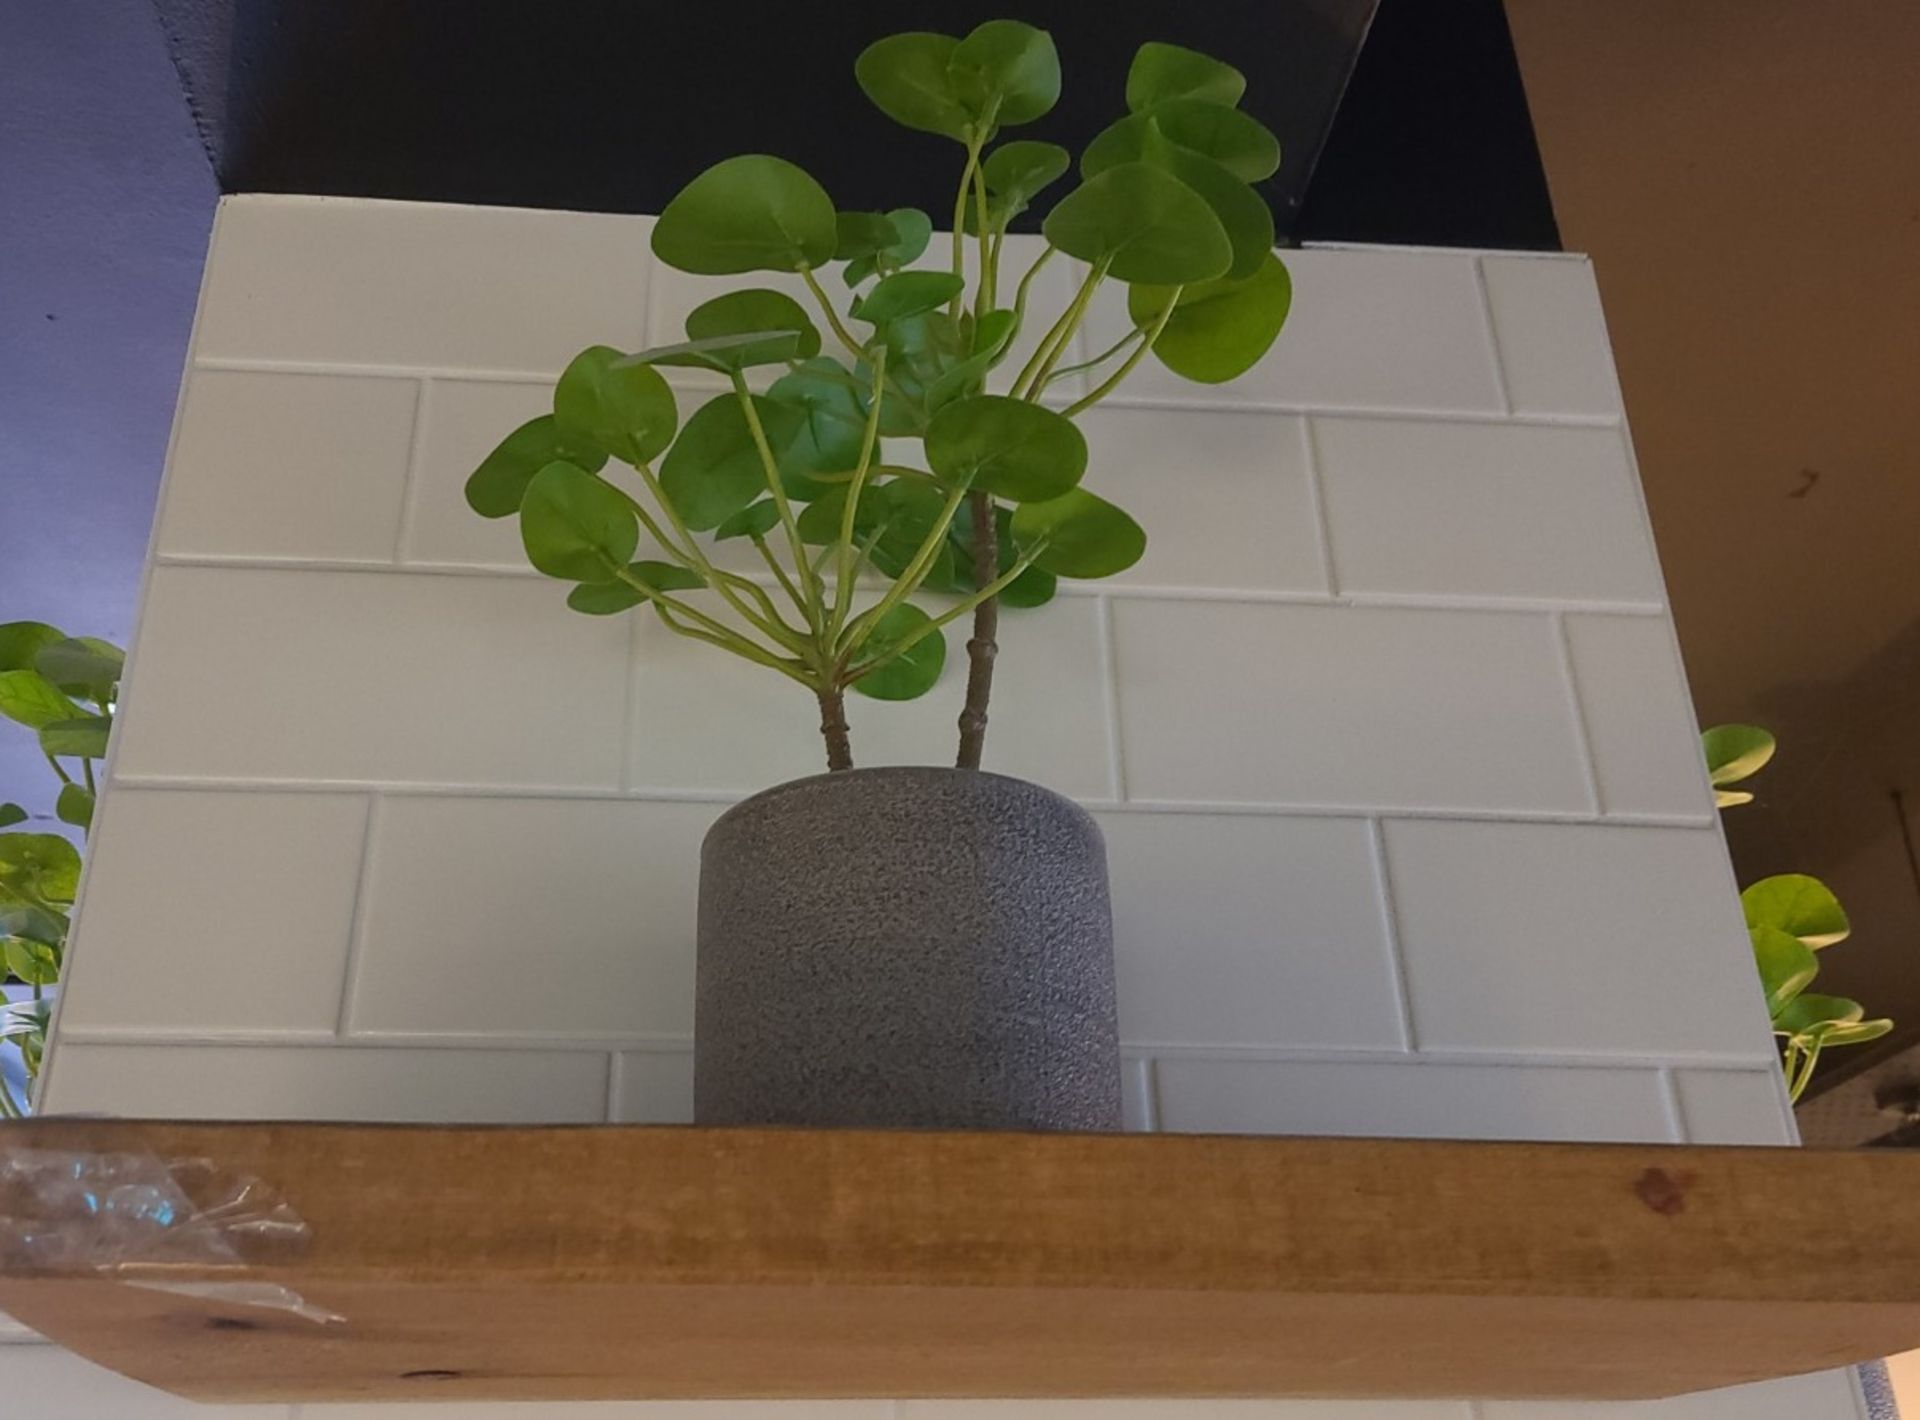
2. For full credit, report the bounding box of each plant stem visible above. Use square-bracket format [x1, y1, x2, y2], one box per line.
[973, 156, 995, 317]
[1062, 285, 1183, 417]
[815, 684, 853, 772]
[833, 347, 890, 637]
[852, 544, 1044, 678]
[42, 752, 70, 786]
[801, 267, 867, 364]
[731, 371, 822, 631]
[955, 490, 1000, 770]
[950, 130, 986, 319]
[621, 466, 807, 648]
[1012, 256, 1108, 399]
[837, 479, 972, 659]
[753, 537, 808, 612]
[0, 1073, 20, 1120]
[1044, 326, 1146, 385]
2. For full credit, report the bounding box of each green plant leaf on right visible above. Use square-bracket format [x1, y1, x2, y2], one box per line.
[1742, 873, 1851, 949]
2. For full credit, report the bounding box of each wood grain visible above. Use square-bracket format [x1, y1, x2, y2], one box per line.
[1, 1120, 1915, 1402]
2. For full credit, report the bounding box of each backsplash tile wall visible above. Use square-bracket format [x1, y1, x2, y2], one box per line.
[11, 195, 1861, 1420]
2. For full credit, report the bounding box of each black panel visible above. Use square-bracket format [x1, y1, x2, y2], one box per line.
[1298, 0, 1561, 250]
[153, 0, 1558, 251]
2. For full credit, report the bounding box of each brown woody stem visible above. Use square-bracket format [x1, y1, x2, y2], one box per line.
[956, 490, 1000, 771]
[816, 684, 853, 773]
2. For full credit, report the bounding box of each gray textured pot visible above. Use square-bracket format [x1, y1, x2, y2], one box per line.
[695, 766, 1122, 1130]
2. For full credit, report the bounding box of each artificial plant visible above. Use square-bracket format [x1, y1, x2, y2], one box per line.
[0, 620, 122, 1116]
[468, 23, 1291, 771]
[1705, 724, 1892, 1101]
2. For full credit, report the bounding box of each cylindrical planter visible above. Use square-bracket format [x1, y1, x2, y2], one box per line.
[695, 766, 1121, 1131]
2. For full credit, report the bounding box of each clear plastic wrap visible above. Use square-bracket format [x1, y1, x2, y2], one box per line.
[0, 1147, 338, 1322]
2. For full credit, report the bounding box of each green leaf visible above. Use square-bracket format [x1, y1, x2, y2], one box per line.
[1129, 253, 1292, 383]
[0, 671, 81, 730]
[880, 207, 933, 267]
[1775, 992, 1864, 1037]
[0, 903, 64, 948]
[1042, 162, 1233, 285]
[465, 416, 607, 519]
[856, 271, 967, 326]
[715, 500, 782, 542]
[925, 309, 1018, 412]
[1743, 873, 1851, 949]
[835, 211, 901, 261]
[0, 623, 64, 674]
[565, 562, 704, 615]
[660, 393, 803, 531]
[925, 395, 1087, 502]
[3, 935, 60, 988]
[39, 717, 111, 760]
[1703, 724, 1777, 789]
[1086, 99, 1281, 184]
[34, 637, 124, 698]
[55, 784, 93, 831]
[684, 289, 822, 369]
[949, 19, 1061, 128]
[518, 463, 640, 582]
[979, 140, 1071, 226]
[0, 834, 81, 904]
[0, 804, 24, 829]
[855, 32, 972, 141]
[765, 358, 867, 500]
[553, 346, 679, 464]
[1127, 41, 1247, 112]
[651, 155, 838, 275]
[850, 603, 947, 701]
[1011, 488, 1146, 578]
[1752, 925, 1819, 1018]
[1083, 113, 1273, 278]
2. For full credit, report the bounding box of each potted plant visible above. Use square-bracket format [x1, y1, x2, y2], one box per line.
[0, 621, 123, 1117]
[468, 22, 1291, 1129]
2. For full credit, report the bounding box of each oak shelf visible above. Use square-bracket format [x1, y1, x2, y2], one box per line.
[1, 1119, 1915, 1404]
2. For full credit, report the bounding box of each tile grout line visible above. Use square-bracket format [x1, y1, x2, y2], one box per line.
[1658, 1066, 1690, 1143]
[1300, 415, 1341, 596]
[1093, 595, 1128, 802]
[187, 357, 1623, 429]
[98, 774, 1719, 829]
[145, 552, 1669, 617]
[1367, 817, 1420, 1053]
[1550, 611, 1607, 817]
[603, 1050, 623, 1124]
[1471, 254, 1515, 417]
[334, 793, 384, 1037]
[1141, 1056, 1163, 1132]
[388, 375, 434, 564]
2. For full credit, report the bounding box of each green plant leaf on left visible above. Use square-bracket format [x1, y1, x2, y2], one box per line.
[683, 290, 822, 370]
[1130, 253, 1292, 384]
[1751, 924, 1819, 1018]
[34, 637, 123, 699]
[1085, 99, 1281, 184]
[0, 804, 24, 829]
[855, 271, 966, 326]
[1042, 162, 1233, 285]
[39, 717, 111, 761]
[856, 32, 973, 142]
[651, 154, 838, 275]
[1126, 41, 1247, 112]
[518, 463, 640, 582]
[0, 670, 81, 730]
[553, 346, 679, 463]
[1703, 724, 1776, 805]
[660, 393, 805, 531]
[466, 416, 609, 519]
[946, 19, 1061, 128]
[1743, 873, 1850, 949]
[55, 783, 94, 831]
[566, 562, 704, 616]
[0, 833, 82, 905]
[0, 623, 64, 674]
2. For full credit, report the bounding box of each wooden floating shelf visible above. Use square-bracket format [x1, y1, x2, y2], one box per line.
[2, 1119, 1918, 1404]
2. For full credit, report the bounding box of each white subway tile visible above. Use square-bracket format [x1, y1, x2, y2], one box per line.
[38, 1043, 607, 1122]
[58, 790, 366, 1034]
[1481, 256, 1622, 418]
[1110, 600, 1590, 813]
[1080, 248, 1503, 415]
[403, 378, 555, 568]
[1078, 407, 1326, 594]
[1383, 821, 1773, 1059]
[628, 593, 1113, 801]
[113, 566, 630, 787]
[353, 797, 715, 1037]
[1314, 419, 1663, 605]
[159, 370, 417, 562]
[904, 1403, 1473, 1420]
[0, 1343, 287, 1416]
[1564, 615, 1714, 819]
[197, 196, 650, 371]
[1673, 1068, 1796, 1145]
[1098, 813, 1404, 1049]
[613, 1049, 696, 1124]
[1154, 1055, 1673, 1142]
[1479, 1367, 1861, 1419]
